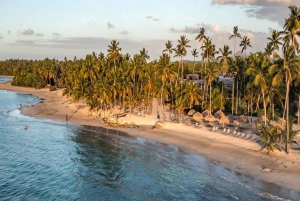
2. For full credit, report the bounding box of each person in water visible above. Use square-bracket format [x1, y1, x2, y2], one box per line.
[24, 125, 28, 129]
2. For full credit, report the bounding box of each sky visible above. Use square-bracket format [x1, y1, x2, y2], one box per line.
[0, 0, 299, 61]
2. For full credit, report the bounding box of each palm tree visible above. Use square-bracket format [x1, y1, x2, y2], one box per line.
[217, 45, 232, 73]
[163, 40, 173, 57]
[270, 45, 300, 153]
[205, 62, 218, 114]
[229, 26, 242, 57]
[281, 6, 300, 51]
[246, 52, 270, 125]
[240, 36, 252, 59]
[264, 43, 275, 62]
[173, 45, 184, 80]
[195, 27, 206, 45]
[140, 48, 150, 64]
[182, 81, 202, 109]
[177, 35, 191, 80]
[81, 54, 99, 86]
[191, 48, 199, 73]
[107, 40, 122, 70]
[259, 124, 282, 154]
[267, 30, 283, 51]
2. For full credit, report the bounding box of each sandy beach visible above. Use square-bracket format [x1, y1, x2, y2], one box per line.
[1, 81, 300, 193]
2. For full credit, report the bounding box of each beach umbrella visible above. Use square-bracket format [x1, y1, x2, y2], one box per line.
[202, 109, 210, 117]
[204, 113, 217, 122]
[219, 116, 230, 126]
[193, 112, 204, 122]
[187, 109, 196, 116]
[238, 115, 249, 124]
[259, 115, 269, 123]
[227, 114, 235, 123]
[214, 110, 225, 119]
[277, 118, 286, 129]
[233, 119, 241, 127]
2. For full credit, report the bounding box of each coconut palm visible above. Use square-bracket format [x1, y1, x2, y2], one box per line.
[259, 124, 282, 154]
[107, 40, 122, 70]
[270, 45, 300, 153]
[163, 40, 173, 57]
[264, 43, 275, 62]
[229, 26, 242, 57]
[177, 35, 191, 80]
[191, 48, 199, 73]
[182, 81, 202, 109]
[281, 6, 300, 51]
[205, 62, 218, 114]
[246, 52, 269, 126]
[140, 48, 150, 64]
[217, 45, 232, 73]
[195, 27, 206, 45]
[267, 30, 283, 51]
[240, 36, 252, 59]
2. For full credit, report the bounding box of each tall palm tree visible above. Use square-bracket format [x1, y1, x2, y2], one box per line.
[107, 40, 122, 70]
[140, 48, 150, 64]
[173, 45, 184, 80]
[177, 35, 191, 79]
[191, 48, 199, 73]
[195, 27, 206, 94]
[182, 81, 202, 109]
[281, 6, 300, 51]
[246, 52, 269, 125]
[240, 36, 252, 59]
[270, 45, 300, 153]
[229, 26, 242, 57]
[163, 40, 173, 57]
[205, 62, 218, 114]
[264, 43, 275, 62]
[217, 45, 232, 73]
[267, 30, 283, 51]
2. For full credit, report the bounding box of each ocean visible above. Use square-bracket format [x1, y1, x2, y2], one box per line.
[0, 77, 298, 200]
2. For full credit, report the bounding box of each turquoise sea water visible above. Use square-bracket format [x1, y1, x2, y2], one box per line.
[0, 77, 299, 201]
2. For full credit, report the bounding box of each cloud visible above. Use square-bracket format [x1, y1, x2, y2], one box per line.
[35, 33, 44, 37]
[169, 23, 216, 34]
[107, 22, 115, 29]
[53, 32, 61, 36]
[211, 0, 300, 25]
[146, 16, 153, 19]
[7, 30, 11, 35]
[20, 29, 34, 35]
[120, 30, 129, 35]
[153, 18, 160, 21]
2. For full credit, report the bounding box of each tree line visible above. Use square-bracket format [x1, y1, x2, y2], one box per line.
[0, 6, 299, 153]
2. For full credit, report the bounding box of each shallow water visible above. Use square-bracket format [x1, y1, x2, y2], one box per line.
[0, 78, 299, 200]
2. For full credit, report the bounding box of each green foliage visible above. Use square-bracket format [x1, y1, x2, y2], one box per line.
[49, 86, 57, 92]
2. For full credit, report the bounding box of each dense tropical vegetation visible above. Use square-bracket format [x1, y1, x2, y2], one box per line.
[0, 6, 299, 153]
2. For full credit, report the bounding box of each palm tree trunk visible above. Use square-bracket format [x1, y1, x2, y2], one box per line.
[193, 57, 195, 73]
[210, 82, 212, 114]
[250, 86, 253, 119]
[232, 78, 235, 115]
[236, 78, 238, 116]
[286, 78, 290, 154]
[298, 92, 300, 130]
[262, 90, 267, 126]
[161, 82, 164, 107]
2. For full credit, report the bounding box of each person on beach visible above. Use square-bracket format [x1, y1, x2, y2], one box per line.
[20, 103, 22, 108]
[157, 111, 160, 120]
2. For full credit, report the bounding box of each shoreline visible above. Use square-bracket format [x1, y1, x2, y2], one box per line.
[1, 81, 300, 195]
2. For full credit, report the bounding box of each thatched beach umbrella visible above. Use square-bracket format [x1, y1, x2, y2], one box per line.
[259, 115, 269, 123]
[214, 110, 225, 119]
[205, 113, 217, 122]
[219, 116, 230, 127]
[227, 114, 235, 123]
[202, 109, 210, 117]
[193, 112, 204, 122]
[238, 115, 249, 124]
[277, 118, 286, 129]
[187, 109, 196, 116]
[233, 120, 241, 127]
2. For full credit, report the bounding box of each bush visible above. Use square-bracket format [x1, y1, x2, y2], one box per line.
[49, 86, 57, 92]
